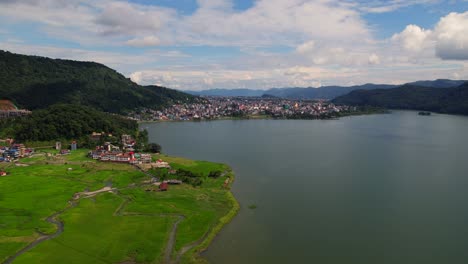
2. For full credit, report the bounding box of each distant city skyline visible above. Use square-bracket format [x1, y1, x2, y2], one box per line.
[0, 0, 467, 90]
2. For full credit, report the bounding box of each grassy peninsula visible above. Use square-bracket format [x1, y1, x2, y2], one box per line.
[0, 149, 238, 264]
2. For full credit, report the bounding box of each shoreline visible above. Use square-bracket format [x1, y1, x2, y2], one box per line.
[190, 170, 240, 263]
[138, 115, 272, 124]
[137, 110, 387, 124]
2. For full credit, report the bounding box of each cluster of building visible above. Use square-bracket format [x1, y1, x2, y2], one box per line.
[89, 141, 152, 165]
[0, 140, 34, 162]
[88, 133, 156, 165]
[0, 100, 31, 119]
[129, 97, 356, 121]
[55, 141, 78, 154]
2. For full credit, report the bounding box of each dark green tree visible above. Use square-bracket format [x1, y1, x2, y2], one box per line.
[146, 143, 162, 153]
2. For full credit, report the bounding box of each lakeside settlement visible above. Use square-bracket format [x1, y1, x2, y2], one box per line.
[129, 97, 361, 122]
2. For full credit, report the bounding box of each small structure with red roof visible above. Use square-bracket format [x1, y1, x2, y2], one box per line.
[159, 182, 168, 191]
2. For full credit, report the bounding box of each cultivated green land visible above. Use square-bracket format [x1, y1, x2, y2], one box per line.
[0, 149, 238, 264]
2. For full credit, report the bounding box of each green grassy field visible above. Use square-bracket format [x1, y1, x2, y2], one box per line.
[0, 149, 237, 263]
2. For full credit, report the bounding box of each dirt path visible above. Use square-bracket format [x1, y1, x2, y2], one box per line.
[163, 216, 184, 264]
[113, 197, 206, 264]
[3, 189, 209, 264]
[2, 185, 111, 264]
[2, 201, 77, 264]
[74, 186, 115, 200]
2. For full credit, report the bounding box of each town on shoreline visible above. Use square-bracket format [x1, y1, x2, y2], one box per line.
[128, 97, 365, 122]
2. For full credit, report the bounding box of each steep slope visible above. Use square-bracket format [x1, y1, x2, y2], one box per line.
[332, 83, 468, 115]
[0, 50, 196, 113]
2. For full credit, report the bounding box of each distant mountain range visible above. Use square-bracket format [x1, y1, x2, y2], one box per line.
[332, 82, 468, 115]
[0, 50, 196, 114]
[185, 80, 467, 100]
[185, 88, 265, 97]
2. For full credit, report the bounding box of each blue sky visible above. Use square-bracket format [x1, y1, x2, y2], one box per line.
[0, 0, 467, 90]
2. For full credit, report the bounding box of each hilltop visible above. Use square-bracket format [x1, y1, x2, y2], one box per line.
[0, 50, 196, 114]
[332, 82, 468, 115]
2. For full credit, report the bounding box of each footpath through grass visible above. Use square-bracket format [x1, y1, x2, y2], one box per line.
[0, 150, 237, 264]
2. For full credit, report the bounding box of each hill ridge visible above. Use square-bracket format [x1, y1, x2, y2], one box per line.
[0, 50, 196, 114]
[332, 82, 468, 115]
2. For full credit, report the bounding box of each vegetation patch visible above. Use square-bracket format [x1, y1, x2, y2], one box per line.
[0, 149, 237, 264]
[0, 50, 197, 114]
[0, 104, 139, 144]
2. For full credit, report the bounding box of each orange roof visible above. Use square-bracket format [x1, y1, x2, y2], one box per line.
[0, 100, 18, 111]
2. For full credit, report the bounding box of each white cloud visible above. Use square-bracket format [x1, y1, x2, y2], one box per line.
[95, 1, 175, 36]
[129, 66, 362, 90]
[391, 25, 432, 52]
[126, 36, 161, 47]
[356, 0, 438, 14]
[434, 12, 468, 60]
[391, 11, 468, 61]
[0, 0, 371, 47]
[172, 0, 371, 47]
[368, 53, 380, 65]
[293, 42, 381, 67]
[296, 41, 315, 54]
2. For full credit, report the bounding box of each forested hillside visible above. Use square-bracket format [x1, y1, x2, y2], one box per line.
[0, 104, 139, 142]
[332, 83, 468, 115]
[0, 50, 196, 113]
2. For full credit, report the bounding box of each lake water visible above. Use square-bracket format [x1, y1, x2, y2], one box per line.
[143, 111, 468, 264]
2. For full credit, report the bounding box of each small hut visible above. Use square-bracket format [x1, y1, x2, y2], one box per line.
[159, 182, 168, 191]
[71, 141, 78, 151]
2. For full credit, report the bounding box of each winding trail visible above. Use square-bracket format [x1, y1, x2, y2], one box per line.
[164, 216, 185, 264]
[113, 197, 205, 264]
[3, 175, 226, 264]
[2, 201, 77, 264]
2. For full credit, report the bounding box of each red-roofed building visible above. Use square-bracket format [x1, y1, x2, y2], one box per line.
[159, 182, 168, 191]
[0, 100, 31, 119]
[0, 100, 16, 111]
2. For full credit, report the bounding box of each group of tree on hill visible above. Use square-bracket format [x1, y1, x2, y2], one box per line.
[333, 82, 468, 115]
[0, 104, 138, 145]
[0, 50, 196, 147]
[0, 50, 198, 114]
